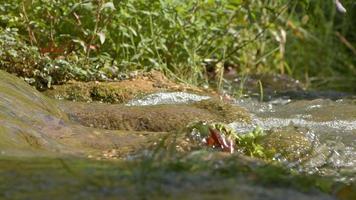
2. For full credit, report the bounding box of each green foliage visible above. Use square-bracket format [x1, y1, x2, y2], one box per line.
[235, 126, 271, 158]
[188, 122, 274, 159]
[0, 0, 288, 88]
[213, 124, 277, 159]
[284, 0, 356, 92]
[0, 0, 354, 91]
[0, 28, 114, 89]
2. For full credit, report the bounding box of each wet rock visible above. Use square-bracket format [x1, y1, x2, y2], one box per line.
[43, 71, 206, 103]
[257, 99, 356, 122]
[336, 183, 356, 200]
[0, 70, 348, 199]
[231, 74, 304, 100]
[0, 156, 337, 200]
[0, 70, 167, 158]
[261, 125, 313, 161]
[276, 90, 352, 101]
[193, 99, 251, 123]
[59, 99, 251, 132]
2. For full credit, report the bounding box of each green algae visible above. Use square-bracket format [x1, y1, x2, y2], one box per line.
[90, 85, 131, 103]
[0, 124, 48, 155]
[0, 70, 250, 158]
[0, 157, 135, 200]
[0, 70, 169, 158]
[43, 81, 133, 103]
[0, 70, 67, 120]
[193, 99, 251, 123]
[261, 126, 313, 161]
[42, 71, 206, 104]
[59, 99, 251, 132]
[0, 154, 341, 200]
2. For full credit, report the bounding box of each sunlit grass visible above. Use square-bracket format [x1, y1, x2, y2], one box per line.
[0, 0, 354, 92]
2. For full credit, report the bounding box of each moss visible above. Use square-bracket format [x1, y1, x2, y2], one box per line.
[59, 99, 251, 132]
[193, 99, 251, 123]
[90, 85, 130, 103]
[260, 126, 313, 161]
[43, 71, 207, 103]
[0, 154, 341, 200]
[336, 183, 356, 200]
[42, 81, 93, 102]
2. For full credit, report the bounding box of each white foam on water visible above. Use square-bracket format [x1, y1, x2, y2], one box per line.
[126, 92, 211, 106]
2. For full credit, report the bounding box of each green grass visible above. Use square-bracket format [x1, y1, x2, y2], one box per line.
[0, 0, 354, 92]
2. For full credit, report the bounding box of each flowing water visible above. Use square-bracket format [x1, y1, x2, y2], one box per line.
[126, 92, 356, 184]
[232, 98, 356, 183]
[0, 70, 355, 199]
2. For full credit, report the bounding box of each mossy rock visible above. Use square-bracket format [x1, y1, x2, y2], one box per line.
[261, 126, 313, 161]
[43, 71, 206, 103]
[0, 70, 168, 158]
[0, 156, 338, 200]
[193, 99, 251, 124]
[42, 80, 147, 103]
[59, 99, 251, 132]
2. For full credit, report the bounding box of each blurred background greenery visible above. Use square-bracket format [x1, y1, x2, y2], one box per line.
[0, 0, 354, 92]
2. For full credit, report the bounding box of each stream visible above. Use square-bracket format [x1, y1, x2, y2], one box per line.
[235, 98, 355, 182]
[0, 70, 355, 200]
[127, 92, 356, 183]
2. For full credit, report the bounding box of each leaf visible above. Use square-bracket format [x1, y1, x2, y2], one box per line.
[127, 26, 137, 36]
[23, 0, 33, 7]
[101, 2, 116, 11]
[335, 0, 347, 13]
[81, 2, 94, 11]
[97, 32, 106, 44]
[207, 128, 235, 153]
[148, 58, 159, 67]
[72, 39, 87, 53]
[70, 3, 80, 13]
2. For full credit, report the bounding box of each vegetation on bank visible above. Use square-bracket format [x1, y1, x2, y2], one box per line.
[0, 0, 355, 92]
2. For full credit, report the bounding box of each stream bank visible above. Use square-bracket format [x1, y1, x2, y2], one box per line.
[0, 70, 355, 200]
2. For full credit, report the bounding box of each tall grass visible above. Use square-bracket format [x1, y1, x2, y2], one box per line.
[284, 0, 356, 92]
[0, 0, 354, 92]
[0, 0, 290, 86]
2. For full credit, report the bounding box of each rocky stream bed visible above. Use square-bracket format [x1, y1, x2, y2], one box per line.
[0, 70, 355, 200]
